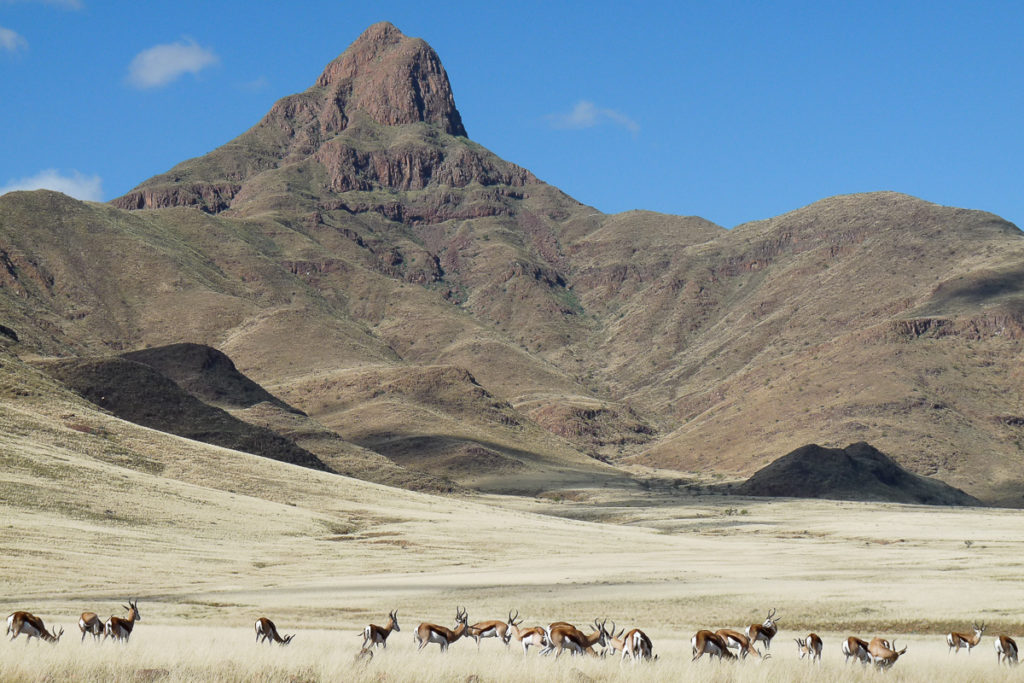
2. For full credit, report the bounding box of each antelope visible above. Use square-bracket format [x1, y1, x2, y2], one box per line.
[105, 599, 140, 643]
[715, 628, 767, 660]
[842, 636, 871, 665]
[795, 633, 823, 663]
[607, 622, 655, 662]
[995, 635, 1019, 666]
[746, 608, 780, 650]
[361, 610, 399, 650]
[79, 611, 105, 643]
[541, 619, 608, 658]
[947, 621, 986, 654]
[6, 612, 64, 644]
[868, 637, 907, 669]
[414, 606, 469, 652]
[467, 609, 516, 647]
[254, 617, 294, 645]
[692, 630, 737, 661]
[507, 613, 547, 654]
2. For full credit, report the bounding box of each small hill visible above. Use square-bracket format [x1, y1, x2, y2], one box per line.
[735, 442, 981, 506]
[35, 357, 331, 473]
[121, 342, 298, 412]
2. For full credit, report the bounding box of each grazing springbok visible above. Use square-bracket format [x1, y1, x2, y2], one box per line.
[795, 633, 823, 663]
[541, 619, 608, 658]
[995, 635, 1019, 666]
[843, 636, 872, 665]
[715, 628, 767, 660]
[414, 606, 469, 652]
[467, 610, 516, 647]
[947, 622, 986, 654]
[691, 630, 737, 661]
[507, 613, 546, 655]
[868, 637, 907, 669]
[79, 611, 104, 643]
[607, 622, 655, 663]
[105, 599, 140, 643]
[6, 612, 64, 644]
[361, 610, 399, 650]
[254, 617, 294, 645]
[746, 608, 780, 650]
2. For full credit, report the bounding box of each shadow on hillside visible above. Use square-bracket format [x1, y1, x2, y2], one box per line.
[351, 431, 638, 495]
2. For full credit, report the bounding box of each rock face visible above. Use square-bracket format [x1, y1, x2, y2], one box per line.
[315, 21, 467, 136]
[735, 442, 981, 506]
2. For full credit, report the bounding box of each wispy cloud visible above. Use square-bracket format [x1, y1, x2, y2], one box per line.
[0, 0, 83, 7]
[547, 100, 640, 135]
[0, 169, 103, 201]
[238, 76, 269, 92]
[0, 26, 28, 52]
[127, 38, 219, 89]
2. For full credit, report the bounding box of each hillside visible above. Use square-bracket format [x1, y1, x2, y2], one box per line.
[735, 441, 981, 505]
[2, 22, 1024, 503]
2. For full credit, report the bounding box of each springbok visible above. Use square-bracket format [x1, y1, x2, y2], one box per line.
[414, 606, 469, 652]
[254, 617, 294, 645]
[843, 636, 872, 665]
[715, 628, 768, 660]
[868, 637, 907, 669]
[105, 599, 140, 643]
[541, 619, 608, 658]
[947, 622, 986, 654]
[467, 610, 516, 647]
[995, 635, 1019, 666]
[795, 633, 823, 663]
[607, 622, 655, 663]
[507, 613, 546, 655]
[79, 612, 104, 643]
[746, 608, 780, 650]
[691, 630, 737, 661]
[6, 612, 64, 644]
[361, 610, 399, 650]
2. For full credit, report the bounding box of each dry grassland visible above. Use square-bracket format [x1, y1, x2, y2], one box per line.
[2, 381, 1024, 681]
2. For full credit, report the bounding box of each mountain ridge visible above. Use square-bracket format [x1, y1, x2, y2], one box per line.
[3, 23, 1024, 504]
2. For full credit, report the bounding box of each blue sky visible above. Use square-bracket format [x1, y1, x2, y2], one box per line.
[2, 1, 1022, 229]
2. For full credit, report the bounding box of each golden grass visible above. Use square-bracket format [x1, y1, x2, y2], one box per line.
[3, 385, 1024, 680]
[1, 626, 1021, 682]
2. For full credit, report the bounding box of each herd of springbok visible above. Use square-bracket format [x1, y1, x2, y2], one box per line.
[6, 602, 1020, 670]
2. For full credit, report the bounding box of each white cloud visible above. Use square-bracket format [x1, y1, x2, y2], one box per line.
[0, 169, 103, 201]
[127, 39, 219, 89]
[547, 100, 640, 135]
[0, 26, 28, 52]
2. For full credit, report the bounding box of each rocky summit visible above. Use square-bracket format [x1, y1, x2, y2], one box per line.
[3, 23, 1024, 504]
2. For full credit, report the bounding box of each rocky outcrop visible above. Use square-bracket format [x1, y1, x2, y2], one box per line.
[312, 141, 534, 194]
[315, 22, 467, 137]
[111, 182, 241, 213]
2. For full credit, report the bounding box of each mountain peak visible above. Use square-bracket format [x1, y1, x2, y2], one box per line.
[315, 21, 467, 136]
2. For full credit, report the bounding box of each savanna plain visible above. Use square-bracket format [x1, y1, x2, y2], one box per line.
[2, 394, 1023, 682]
